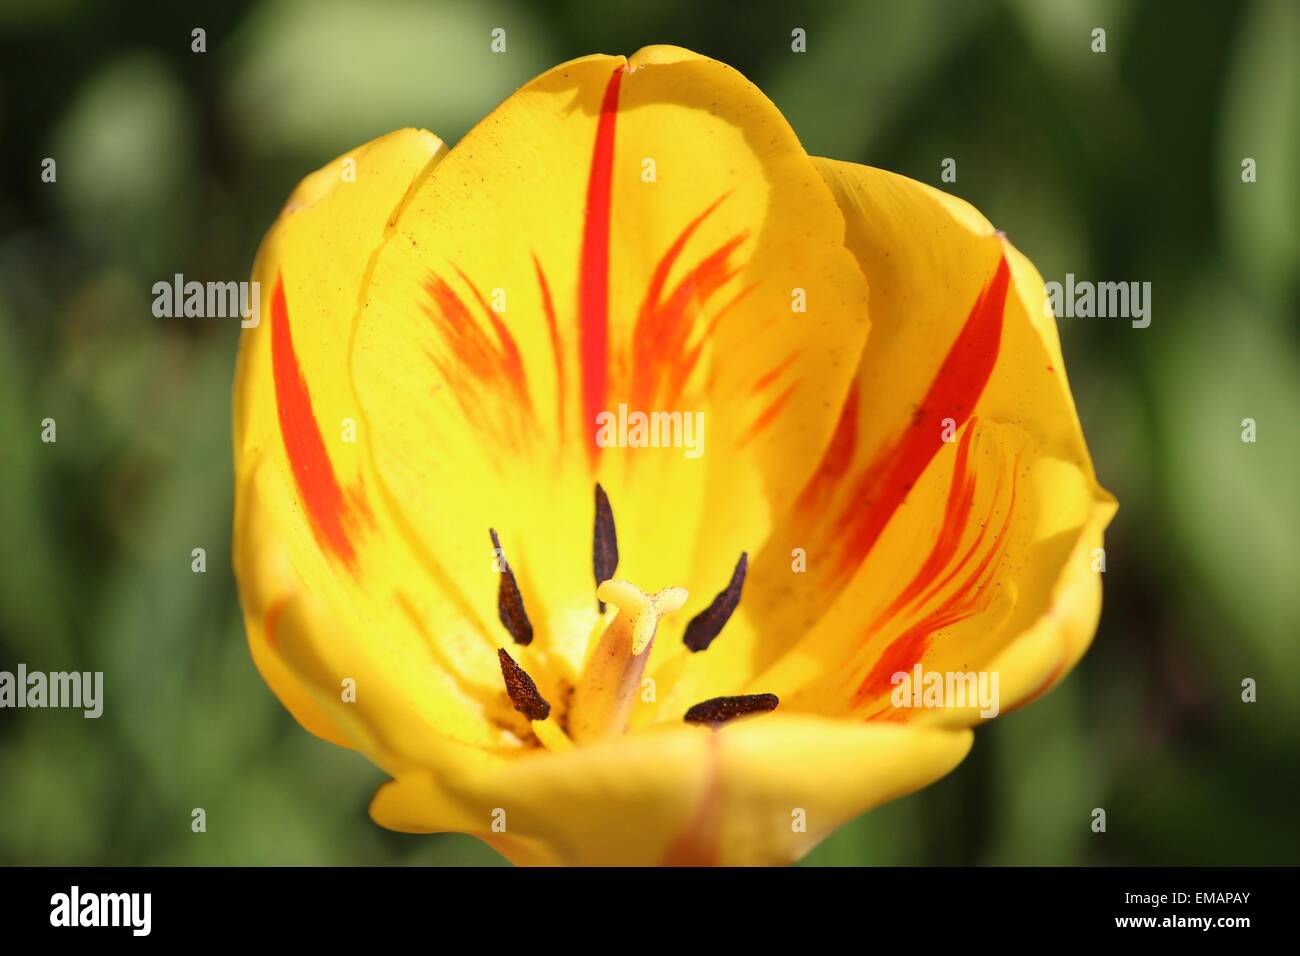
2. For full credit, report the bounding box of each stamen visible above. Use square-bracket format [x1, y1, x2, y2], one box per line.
[497, 647, 551, 721]
[490, 528, 533, 645]
[593, 483, 619, 612]
[532, 718, 575, 752]
[682, 552, 747, 652]
[684, 693, 778, 725]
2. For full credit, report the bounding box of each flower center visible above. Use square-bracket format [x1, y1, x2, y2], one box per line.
[490, 484, 778, 751]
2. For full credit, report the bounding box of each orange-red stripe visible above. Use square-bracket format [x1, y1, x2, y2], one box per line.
[423, 271, 533, 451]
[870, 422, 980, 628]
[533, 254, 566, 439]
[737, 380, 799, 448]
[855, 467, 1019, 709]
[269, 274, 357, 569]
[659, 732, 723, 866]
[750, 350, 802, 395]
[454, 266, 528, 397]
[833, 254, 1010, 579]
[578, 67, 623, 458]
[797, 380, 860, 516]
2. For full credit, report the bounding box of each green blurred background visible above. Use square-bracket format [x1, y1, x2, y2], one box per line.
[1, 0, 1296, 865]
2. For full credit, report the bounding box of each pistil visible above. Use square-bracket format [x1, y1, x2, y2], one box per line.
[568, 579, 688, 743]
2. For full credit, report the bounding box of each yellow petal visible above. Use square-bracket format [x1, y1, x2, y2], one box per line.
[370, 714, 972, 866]
[235, 128, 533, 751]
[688, 159, 1115, 723]
[268, 582, 510, 772]
[234, 47, 1117, 869]
[343, 46, 870, 685]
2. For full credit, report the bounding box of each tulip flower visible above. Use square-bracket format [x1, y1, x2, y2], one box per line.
[233, 45, 1115, 866]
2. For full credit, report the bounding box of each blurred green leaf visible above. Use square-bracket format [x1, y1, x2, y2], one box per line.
[47, 53, 195, 272]
[765, 0, 987, 160]
[1153, 279, 1300, 723]
[225, 0, 553, 160]
[1220, 0, 1300, 305]
[983, 680, 1093, 864]
[0, 299, 75, 661]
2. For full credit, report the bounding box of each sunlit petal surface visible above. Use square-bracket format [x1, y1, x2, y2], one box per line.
[234, 45, 1113, 866]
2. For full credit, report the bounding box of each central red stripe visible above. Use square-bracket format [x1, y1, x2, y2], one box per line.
[578, 67, 623, 459]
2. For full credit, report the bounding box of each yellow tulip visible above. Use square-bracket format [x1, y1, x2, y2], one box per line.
[233, 45, 1115, 866]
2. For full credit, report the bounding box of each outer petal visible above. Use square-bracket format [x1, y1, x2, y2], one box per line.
[677, 160, 1115, 723]
[369, 715, 972, 866]
[234, 128, 527, 751]
[258, 561, 972, 867]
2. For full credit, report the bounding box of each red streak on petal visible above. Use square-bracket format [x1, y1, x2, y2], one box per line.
[640, 194, 731, 325]
[423, 270, 533, 451]
[650, 233, 748, 409]
[644, 259, 753, 417]
[455, 267, 528, 397]
[629, 195, 747, 412]
[426, 276, 496, 380]
[578, 67, 623, 459]
[909, 456, 1009, 614]
[706, 279, 760, 335]
[855, 466, 1019, 708]
[263, 598, 287, 650]
[270, 274, 357, 569]
[856, 619, 943, 708]
[533, 254, 566, 439]
[737, 380, 799, 448]
[870, 422, 979, 628]
[796, 380, 860, 516]
[660, 732, 723, 866]
[833, 254, 1010, 580]
[750, 350, 802, 395]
